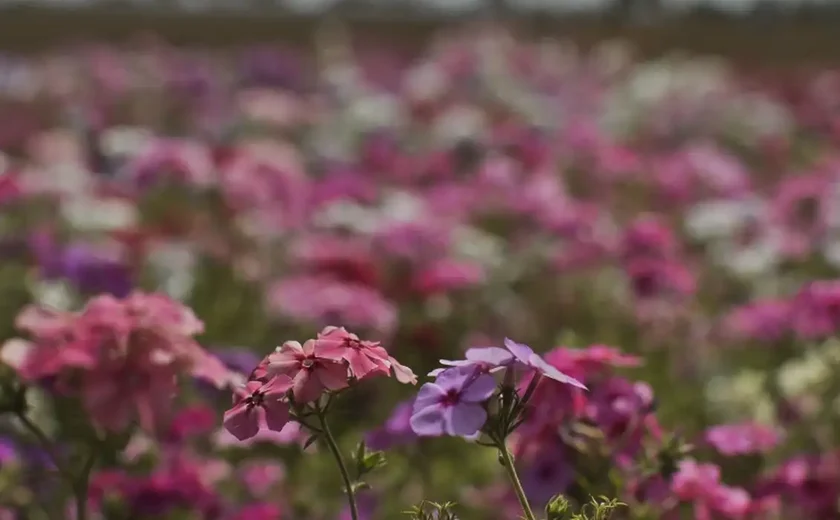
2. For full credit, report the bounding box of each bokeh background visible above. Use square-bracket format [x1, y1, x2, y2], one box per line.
[1, 2, 840, 519]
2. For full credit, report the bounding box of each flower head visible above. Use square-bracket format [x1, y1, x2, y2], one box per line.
[267, 339, 349, 403]
[315, 326, 391, 381]
[410, 366, 496, 438]
[223, 377, 294, 441]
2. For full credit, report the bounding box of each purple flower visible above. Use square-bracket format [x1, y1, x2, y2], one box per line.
[410, 366, 496, 438]
[60, 245, 133, 297]
[430, 347, 514, 376]
[503, 338, 587, 390]
[365, 400, 416, 451]
[30, 232, 132, 297]
[519, 443, 575, 509]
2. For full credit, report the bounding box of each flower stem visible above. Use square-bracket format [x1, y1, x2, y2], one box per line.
[315, 405, 359, 520]
[498, 442, 537, 520]
[75, 450, 96, 520]
[15, 412, 95, 520]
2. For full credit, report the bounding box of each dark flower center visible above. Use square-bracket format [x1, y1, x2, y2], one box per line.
[301, 358, 315, 369]
[440, 389, 461, 407]
[247, 390, 265, 408]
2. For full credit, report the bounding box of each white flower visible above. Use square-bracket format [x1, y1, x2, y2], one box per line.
[31, 280, 75, 311]
[147, 241, 197, 300]
[61, 196, 139, 232]
[99, 126, 154, 158]
[405, 63, 448, 102]
[433, 105, 488, 145]
[777, 351, 832, 399]
[684, 198, 764, 241]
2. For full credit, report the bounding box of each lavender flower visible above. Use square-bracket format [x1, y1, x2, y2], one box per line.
[410, 366, 496, 438]
[503, 338, 587, 389]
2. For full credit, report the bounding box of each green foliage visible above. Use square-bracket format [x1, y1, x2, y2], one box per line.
[545, 495, 624, 520]
[405, 500, 461, 520]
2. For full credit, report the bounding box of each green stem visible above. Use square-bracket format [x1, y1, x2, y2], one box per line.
[316, 405, 359, 520]
[498, 442, 537, 520]
[15, 413, 74, 484]
[15, 412, 96, 520]
[75, 451, 96, 520]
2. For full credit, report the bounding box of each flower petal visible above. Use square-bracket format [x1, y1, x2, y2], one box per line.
[413, 383, 446, 412]
[223, 402, 260, 441]
[262, 398, 291, 433]
[389, 356, 417, 385]
[503, 338, 535, 365]
[460, 373, 497, 403]
[292, 372, 324, 403]
[535, 359, 587, 390]
[262, 375, 294, 396]
[444, 403, 487, 437]
[410, 405, 445, 436]
[316, 362, 350, 390]
[433, 366, 477, 391]
[465, 347, 514, 366]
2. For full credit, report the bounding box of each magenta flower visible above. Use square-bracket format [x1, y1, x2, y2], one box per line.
[267, 339, 349, 403]
[705, 423, 782, 456]
[315, 326, 391, 381]
[410, 366, 497, 438]
[223, 376, 294, 441]
[503, 338, 587, 390]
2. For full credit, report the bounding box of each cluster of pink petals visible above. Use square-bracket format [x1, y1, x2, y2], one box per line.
[3, 292, 232, 432]
[223, 326, 415, 441]
[671, 459, 752, 519]
[704, 422, 783, 456]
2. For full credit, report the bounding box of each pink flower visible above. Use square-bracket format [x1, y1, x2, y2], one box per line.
[4, 292, 234, 432]
[223, 377, 294, 441]
[671, 459, 722, 501]
[412, 259, 485, 295]
[625, 258, 696, 300]
[315, 326, 391, 381]
[267, 340, 349, 402]
[791, 280, 840, 340]
[231, 503, 282, 520]
[620, 214, 679, 261]
[239, 461, 285, 497]
[267, 276, 397, 333]
[168, 405, 218, 442]
[214, 421, 305, 448]
[723, 299, 793, 343]
[124, 138, 215, 189]
[705, 423, 782, 456]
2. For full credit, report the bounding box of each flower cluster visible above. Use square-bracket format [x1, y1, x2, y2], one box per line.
[224, 326, 415, 441]
[2, 292, 231, 432]
[0, 22, 839, 520]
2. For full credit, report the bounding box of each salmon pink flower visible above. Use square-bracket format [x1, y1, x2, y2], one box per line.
[223, 376, 294, 441]
[315, 326, 391, 381]
[268, 339, 349, 402]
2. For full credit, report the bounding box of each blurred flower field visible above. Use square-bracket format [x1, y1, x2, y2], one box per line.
[0, 24, 840, 520]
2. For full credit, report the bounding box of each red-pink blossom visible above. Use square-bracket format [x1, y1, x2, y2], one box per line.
[315, 326, 391, 381]
[223, 377, 294, 441]
[267, 339, 349, 403]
